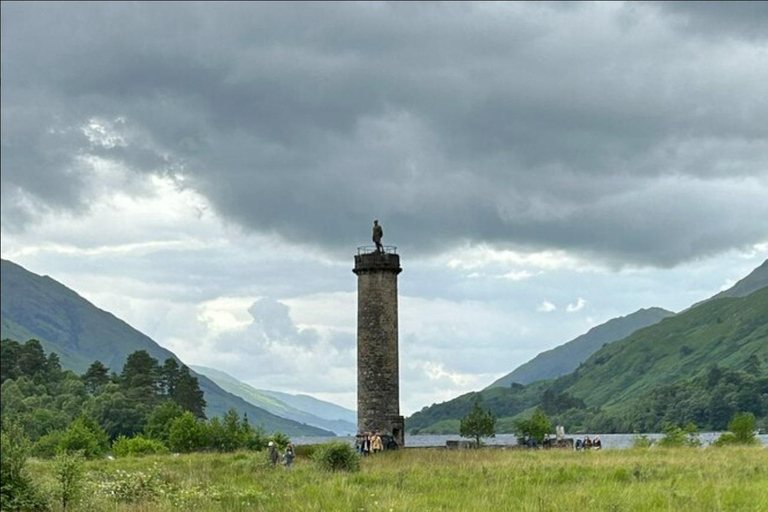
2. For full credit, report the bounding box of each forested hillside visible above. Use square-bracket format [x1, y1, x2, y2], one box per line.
[0, 259, 332, 436]
[407, 285, 768, 434]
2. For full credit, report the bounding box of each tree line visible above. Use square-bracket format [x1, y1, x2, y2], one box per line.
[0, 339, 286, 459]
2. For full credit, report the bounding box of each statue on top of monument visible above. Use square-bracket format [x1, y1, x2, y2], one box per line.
[372, 220, 384, 253]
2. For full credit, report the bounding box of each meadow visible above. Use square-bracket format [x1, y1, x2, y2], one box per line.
[28, 446, 768, 512]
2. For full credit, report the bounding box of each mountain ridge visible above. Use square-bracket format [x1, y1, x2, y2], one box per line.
[0, 258, 333, 437]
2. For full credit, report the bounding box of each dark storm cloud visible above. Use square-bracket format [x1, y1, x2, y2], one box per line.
[2, 2, 767, 265]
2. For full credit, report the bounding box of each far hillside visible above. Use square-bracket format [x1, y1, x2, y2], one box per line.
[407, 264, 768, 434]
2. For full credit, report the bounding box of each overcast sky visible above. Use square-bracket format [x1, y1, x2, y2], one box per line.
[2, 2, 767, 414]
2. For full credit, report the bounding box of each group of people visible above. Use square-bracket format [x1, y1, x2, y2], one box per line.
[268, 441, 296, 468]
[356, 432, 386, 455]
[575, 436, 602, 450]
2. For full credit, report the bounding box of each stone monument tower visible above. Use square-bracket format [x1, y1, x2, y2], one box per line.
[353, 223, 404, 447]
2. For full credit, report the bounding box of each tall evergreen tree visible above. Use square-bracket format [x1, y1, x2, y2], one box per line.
[172, 365, 206, 419]
[160, 358, 180, 397]
[82, 361, 110, 394]
[120, 350, 160, 401]
[0, 339, 21, 383]
[17, 340, 48, 378]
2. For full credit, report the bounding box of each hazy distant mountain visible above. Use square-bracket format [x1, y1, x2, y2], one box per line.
[0, 259, 333, 436]
[192, 365, 356, 435]
[487, 307, 675, 388]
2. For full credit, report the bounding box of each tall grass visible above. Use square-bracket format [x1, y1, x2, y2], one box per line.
[27, 446, 768, 511]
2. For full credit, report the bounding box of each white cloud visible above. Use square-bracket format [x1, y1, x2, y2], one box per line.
[537, 300, 557, 313]
[566, 297, 587, 313]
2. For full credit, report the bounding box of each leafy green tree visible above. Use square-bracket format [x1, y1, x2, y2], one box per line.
[58, 416, 108, 459]
[513, 408, 552, 445]
[144, 401, 184, 444]
[85, 385, 149, 439]
[82, 361, 110, 394]
[168, 412, 208, 453]
[53, 451, 85, 511]
[715, 412, 758, 446]
[173, 365, 206, 419]
[459, 399, 496, 446]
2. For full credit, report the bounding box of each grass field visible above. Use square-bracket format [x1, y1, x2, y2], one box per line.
[29, 446, 768, 511]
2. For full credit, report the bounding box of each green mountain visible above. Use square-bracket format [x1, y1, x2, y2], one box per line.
[693, 258, 768, 307]
[557, 286, 768, 410]
[407, 261, 768, 433]
[0, 259, 333, 437]
[487, 307, 674, 388]
[191, 365, 356, 435]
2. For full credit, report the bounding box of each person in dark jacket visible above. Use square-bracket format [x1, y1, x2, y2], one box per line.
[283, 443, 296, 468]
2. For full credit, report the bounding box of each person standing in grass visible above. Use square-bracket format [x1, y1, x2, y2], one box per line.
[268, 441, 279, 466]
[372, 433, 383, 454]
[283, 443, 296, 468]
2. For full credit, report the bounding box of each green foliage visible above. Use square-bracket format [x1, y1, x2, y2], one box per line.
[657, 422, 701, 448]
[112, 435, 169, 457]
[169, 412, 208, 453]
[144, 401, 185, 444]
[632, 434, 655, 448]
[714, 412, 758, 446]
[459, 399, 496, 446]
[32, 430, 65, 458]
[58, 416, 109, 459]
[173, 365, 207, 419]
[513, 408, 552, 445]
[312, 441, 360, 472]
[82, 360, 110, 394]
[268, 431, 291, 451]
[0, 422, 47, 512]
[95, 464, 165, 503]
[53, 451, 86, 511]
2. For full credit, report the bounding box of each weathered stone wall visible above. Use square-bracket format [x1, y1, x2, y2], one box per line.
[354, 252, 403, 446]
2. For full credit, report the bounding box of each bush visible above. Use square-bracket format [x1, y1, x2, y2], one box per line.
[32, 430, 65, 458]
[144, 401, 184, 444]
[268, 431, 291, 451]
[168, 412, 208, 453]
[632, 434, 655, 448]
[112, 435, 170, 457]
[58, 417, 108, 459]
[714, 412, 758, 446]
[294, 444, 316, 459]
[95, 464, 165, 503]
[657, 422, 701, 448]
[0, 422, 48, 512]
[312, 441, 359, 472]
[53, 451, 86, 511]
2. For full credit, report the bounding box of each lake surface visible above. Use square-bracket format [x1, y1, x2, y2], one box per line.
[292, 433, 768, 449]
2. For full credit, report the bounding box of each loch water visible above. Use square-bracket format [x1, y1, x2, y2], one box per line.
[292, 432, 768, 449]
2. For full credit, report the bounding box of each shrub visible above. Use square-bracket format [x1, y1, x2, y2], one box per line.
[294, 444, 316, 459]
[53, 451, 85, 511]
[714, 412, 758, 446]
[144, 401, 184, 444]
[32, 430, 65, 458]
[112, 435, 170, 457]
[58, 417, 108, 459]
[657, 422, 701, 448]
[632, 434, 655, 448]
[0, 422, 48, 512]
[95, 464, 164, 503]
[268, 431, 291, 451]
[312, 441, 360, 472]
[168, 412, 208, 453]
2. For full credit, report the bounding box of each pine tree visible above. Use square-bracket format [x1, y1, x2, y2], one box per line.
[17, 340, 48, 378]
[120, 350, 160, 402]
[1, 339, 21, 383]
[459, 399, 496, 446]
[82, 361, 110, 394]
[172, 366, 206, 419]
[160, 358, 180, 397]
